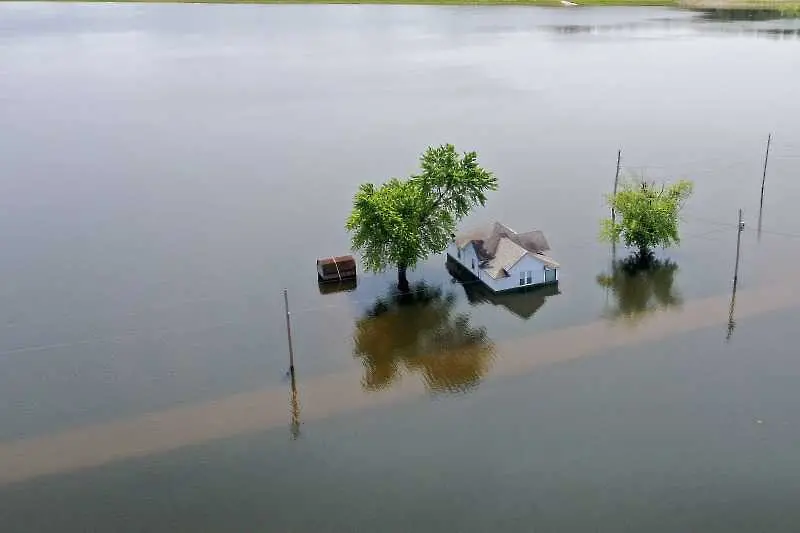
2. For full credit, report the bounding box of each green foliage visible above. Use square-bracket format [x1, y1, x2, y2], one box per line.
[346, 144, 497, 279]
[601, 179, 694, 254]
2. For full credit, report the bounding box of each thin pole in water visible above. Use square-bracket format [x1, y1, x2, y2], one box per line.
[283, 288, 295, 377]
[760, 133, 772, 213]
[610, 149, 622, 262]
[728, 209, 744, 341]
[758, 133, 771, 240]
[612, 149, 621, 222]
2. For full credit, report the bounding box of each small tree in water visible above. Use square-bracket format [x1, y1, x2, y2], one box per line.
[601, 179, 694, 260]
[346, 144, 497, 291]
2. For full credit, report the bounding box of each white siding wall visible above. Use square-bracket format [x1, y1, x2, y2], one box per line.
[446, 242, 483, 281]
[487, 255, 548, 292]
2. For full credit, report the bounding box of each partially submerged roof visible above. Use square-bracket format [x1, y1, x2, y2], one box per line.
[455, 222, 560, 277]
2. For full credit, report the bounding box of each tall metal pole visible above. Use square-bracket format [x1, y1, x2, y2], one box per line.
[760, 133, 772, 213]
[733, 209, 744, 288]
[283, 288, 295, 377]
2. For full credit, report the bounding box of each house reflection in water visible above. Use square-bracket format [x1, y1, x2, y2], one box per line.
[446, 258, 560, 320]
[352, 282, 494, 394]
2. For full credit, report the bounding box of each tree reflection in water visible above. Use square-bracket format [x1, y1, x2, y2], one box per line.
[597, 253, 682, 323]
[353, 282, 494, 394]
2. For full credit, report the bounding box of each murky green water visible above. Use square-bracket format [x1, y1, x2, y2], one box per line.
[1, 3, 799, 531]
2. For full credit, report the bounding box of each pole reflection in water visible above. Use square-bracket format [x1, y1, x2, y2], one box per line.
[597, 253, 682, 323]
[727, 285, 737, 342]
[352, 282, 494, 394]
[728, 211, 745, 341]
[289, 373, 301, 440]
[758, 209, 763, 241]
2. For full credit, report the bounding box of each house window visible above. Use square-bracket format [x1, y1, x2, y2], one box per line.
[457, 248, 461, 260]
[520, 271, 534, 286]
[472, 259, 475, 270]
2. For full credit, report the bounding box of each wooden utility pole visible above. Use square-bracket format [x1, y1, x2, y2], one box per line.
[727, 209, 745, 341]
[610, 149, 622, 263]
[283, 288, 295, 377]
[612, 149, 621, 222]
[760, 133, 772, 213]
[758, 133, 771, 240]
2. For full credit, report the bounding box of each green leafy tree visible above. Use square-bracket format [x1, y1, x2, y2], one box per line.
[346, 144, 497, 291]
[601, 179, 694, 257]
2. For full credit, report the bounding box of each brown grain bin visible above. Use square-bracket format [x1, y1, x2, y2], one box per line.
[316, 255, 357, 282]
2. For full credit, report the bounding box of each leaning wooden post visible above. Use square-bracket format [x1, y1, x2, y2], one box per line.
[283, 288, 296, 377]
[759, 133, 772, 213]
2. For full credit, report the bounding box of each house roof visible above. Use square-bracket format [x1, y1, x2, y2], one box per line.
[456, 222, 560, 277]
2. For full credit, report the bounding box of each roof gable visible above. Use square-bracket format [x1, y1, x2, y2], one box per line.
[455, 222, 551, 259]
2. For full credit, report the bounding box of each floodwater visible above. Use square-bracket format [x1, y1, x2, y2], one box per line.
[1, 3, 800, 531]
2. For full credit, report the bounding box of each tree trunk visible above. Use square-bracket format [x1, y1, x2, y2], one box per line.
[637, 246, 652, 266]
[397, 264, 410, 293]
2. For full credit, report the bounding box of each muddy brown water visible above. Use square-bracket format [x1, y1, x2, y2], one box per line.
[1, 3, 800, 532]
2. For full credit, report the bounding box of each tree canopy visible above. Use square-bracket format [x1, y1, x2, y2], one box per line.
[346, 144, 497, 290]
[601, 179, 694, 256]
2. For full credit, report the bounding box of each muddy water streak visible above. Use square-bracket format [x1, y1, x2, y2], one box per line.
[0, 279, 796, 486]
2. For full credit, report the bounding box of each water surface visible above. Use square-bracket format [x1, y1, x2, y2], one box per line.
[1, 3, 800, 531]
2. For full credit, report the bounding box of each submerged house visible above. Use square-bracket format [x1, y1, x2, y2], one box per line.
[446, 222, 559, 293]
